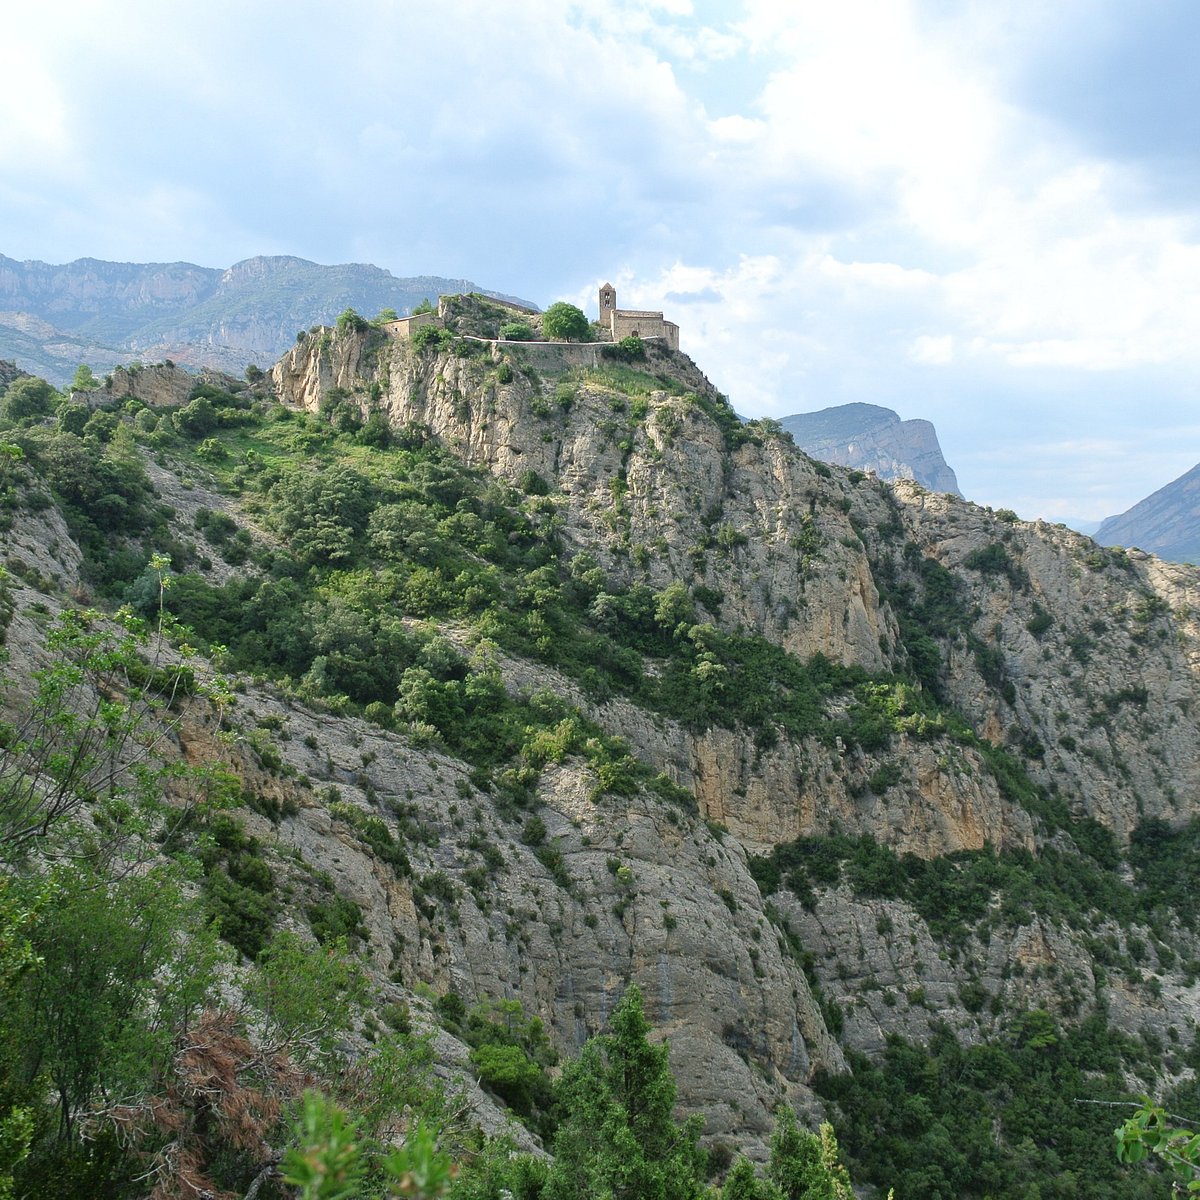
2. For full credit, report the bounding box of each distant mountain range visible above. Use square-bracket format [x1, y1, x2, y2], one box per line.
[0, 253, 535, 384]
[1096, 461, 1200, 563]
[780, 402, 961, 496]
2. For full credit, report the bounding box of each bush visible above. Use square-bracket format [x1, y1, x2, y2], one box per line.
[176, 397, 218, 438]
[499, 322, 535, 341]
[335, 308, 369, 335]
[518, 469, 550, 496]
[358, 411, 392, 448]
[2, 378, 57, 422]
[606, 334, 646, 362]
[411, 324, 450, 353]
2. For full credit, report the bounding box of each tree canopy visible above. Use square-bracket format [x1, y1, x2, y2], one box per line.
[542, 302, 590, 342]
[546, 983, 707, 1200]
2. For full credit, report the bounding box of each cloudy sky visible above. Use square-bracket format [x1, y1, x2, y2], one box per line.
[4, 0, 1199, 523]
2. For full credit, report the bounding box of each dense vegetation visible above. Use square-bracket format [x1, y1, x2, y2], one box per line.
[0, 358, 1189, 1199]
[0, 369, 993, 805]
[750, 820, 1200, 949]
[815, 1014, 1175, 1200]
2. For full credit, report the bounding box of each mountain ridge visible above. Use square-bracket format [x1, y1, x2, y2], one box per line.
[0, 252, 536, 383]
[1096, 460, 1200, 563]
[1, 298, 1198, 1195]
[780, 402, 961, 496]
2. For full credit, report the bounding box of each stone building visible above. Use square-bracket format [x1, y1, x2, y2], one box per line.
[598, 283, 679, 351]
[380, 310, 440, 339]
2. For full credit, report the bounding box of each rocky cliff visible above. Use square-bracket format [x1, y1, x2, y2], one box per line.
[781, 402, 961, 497]
[4, 306, 1199, 1186]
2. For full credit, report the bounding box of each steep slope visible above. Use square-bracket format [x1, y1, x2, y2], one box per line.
[781, 402, 961, 496]
[0, 253, 534, 382]
[1097, 460, 1200, 563]
[5, 304, 1200, 1195]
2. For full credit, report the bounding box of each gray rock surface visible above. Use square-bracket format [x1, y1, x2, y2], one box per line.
[781, 402, 961, 496]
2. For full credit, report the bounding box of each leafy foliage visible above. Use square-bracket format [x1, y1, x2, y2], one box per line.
[817, 1017, 1161, 1200]
[541, 302, 590, 342]
[546, 983, 707, 1200]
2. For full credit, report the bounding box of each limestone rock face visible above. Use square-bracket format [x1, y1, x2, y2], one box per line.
[889, 481, 1200, 841]
[101, 362, 243, 408]
[781, 403, 961, 497]
[162, 682, 844, 1152]
[271, 326, 1200, 854]
[9, 313, 1200, 1151]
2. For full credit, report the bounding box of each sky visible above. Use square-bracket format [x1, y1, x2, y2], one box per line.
[4, 0, 1200, 523]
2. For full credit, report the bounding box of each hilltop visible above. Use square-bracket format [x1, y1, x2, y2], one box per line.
[1097, 460, 1200, 563]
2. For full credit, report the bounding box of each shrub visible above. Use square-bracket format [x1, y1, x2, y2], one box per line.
[499, 322, 536, 341]
[411, 324, 450, 353]
[2, 378, 57, 422]
[335, 308, 370, 335]
[518, 469, 550, 496]
[606, 335, 646, 362]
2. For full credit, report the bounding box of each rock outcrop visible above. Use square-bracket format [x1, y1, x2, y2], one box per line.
[781, 402, 961, 497]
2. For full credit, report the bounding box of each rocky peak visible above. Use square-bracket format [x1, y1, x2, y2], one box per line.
[781, 402, 961, 496]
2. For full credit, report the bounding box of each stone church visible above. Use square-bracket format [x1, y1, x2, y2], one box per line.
[598, 283, 679, 351]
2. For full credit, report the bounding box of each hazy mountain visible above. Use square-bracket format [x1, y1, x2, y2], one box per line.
[1096, 461, 1200, 563]
[781, 402, 961, 496]
[0, 252, 535, 383]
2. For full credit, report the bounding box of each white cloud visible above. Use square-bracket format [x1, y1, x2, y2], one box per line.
[910, 335, 955, 365]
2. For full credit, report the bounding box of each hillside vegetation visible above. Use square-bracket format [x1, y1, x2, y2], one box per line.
[0, 299, 1198, 1197]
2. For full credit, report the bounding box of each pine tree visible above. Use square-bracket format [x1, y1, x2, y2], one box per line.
[766, 1108, 856, 1200]
[722, 1156, 784, 1200]
[546, 983, 707, 1200]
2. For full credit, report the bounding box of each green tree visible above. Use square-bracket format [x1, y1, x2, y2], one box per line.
[545, 983, 706, 1200]
[69, 365, 100, 392]
[55, 403, 90, 436]
[2, 859, 223, 1143]
[246, 931, 368, 1069]
[541, 302, 590, 342]
[499, 321, 535, 341]
[335, 308, 369, 335]
[767, 1109, 855, 1200]
[1, 378, 56, 422]
[722, 1157, 783, 1200]
[0, 606, 202, 857]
